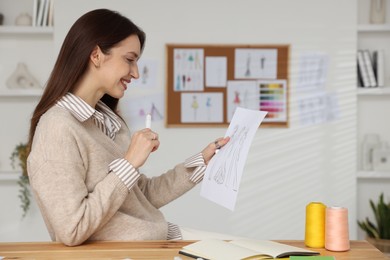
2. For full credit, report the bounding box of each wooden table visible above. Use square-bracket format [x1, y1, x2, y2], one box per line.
[0, 240, 388, 260]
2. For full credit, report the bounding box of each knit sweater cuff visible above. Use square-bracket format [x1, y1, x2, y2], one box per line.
[109, 158, 140, 191]
[184, 153, 206, 184]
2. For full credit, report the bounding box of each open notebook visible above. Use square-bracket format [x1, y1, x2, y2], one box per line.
[179, 239, 319, 260]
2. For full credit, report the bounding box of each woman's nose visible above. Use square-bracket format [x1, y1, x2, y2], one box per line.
[130, 64, 139, 79]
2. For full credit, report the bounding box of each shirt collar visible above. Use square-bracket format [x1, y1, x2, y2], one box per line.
[57, 93, 122, 131]
[57, 93, 94, 122]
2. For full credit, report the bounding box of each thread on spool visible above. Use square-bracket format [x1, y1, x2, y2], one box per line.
[325, 207, 350, 251]
[305, 202, 326, 248]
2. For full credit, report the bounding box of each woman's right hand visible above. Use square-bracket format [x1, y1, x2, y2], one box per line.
[124, 128, 160, 169]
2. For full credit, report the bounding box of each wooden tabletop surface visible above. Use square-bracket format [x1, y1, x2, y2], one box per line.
[0, 240, 388, 260]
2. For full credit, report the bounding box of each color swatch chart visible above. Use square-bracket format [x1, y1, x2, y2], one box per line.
[259, 80, 287, 122]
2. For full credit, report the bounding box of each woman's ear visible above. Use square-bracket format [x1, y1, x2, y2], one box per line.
[90, 46, 102, 68]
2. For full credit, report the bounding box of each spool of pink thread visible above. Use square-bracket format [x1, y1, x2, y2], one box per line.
[325, 207, 350, 251]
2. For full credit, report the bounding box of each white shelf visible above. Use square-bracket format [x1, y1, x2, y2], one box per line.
[357, 171, 390, 179]
[357, 87, 390, 95]
[0, 171, 21, 181]
[358, 24, 390, 32]
[0, 89, 43, 97]
[0, 26, 54, 35]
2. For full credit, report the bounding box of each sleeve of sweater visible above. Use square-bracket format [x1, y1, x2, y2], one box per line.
[109, 153, 206, 190]
[107, 147, 206, 209]
[135, 162, 199, 209]
[27, 114, 129, 246]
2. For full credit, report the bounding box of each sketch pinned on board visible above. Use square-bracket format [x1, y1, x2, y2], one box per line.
[191, 95, 199, 120]
[174, 48, 204, 91]
[298, 92, 326, 125]
[205, 56, 227, 87]
[205, 96, 213, 121]
[234, 48, 278, 79]
[137, 102, 163, 121]
[297, 51, 329, 90]
[6, 63, 41, 89]
[130, 59, 158, 89]
[226, 80, 287, 123]
[298, 91, 339, 126]
[119, 93, 164, 131]
[324, 92, 339, 122]
[181, 93, 223, 123]
[227, 80, 259, 122]
[201, 107, 267, 211]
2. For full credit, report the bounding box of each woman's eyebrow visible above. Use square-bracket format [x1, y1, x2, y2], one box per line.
[127, 51, 140, 59]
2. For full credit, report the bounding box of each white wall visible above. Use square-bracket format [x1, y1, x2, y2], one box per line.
[0, 0, 358, 242]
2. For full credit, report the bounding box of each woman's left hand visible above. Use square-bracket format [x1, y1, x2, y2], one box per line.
[201, 136, 230, 165]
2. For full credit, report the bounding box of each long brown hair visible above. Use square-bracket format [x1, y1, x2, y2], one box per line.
[27, 9, 145, 153]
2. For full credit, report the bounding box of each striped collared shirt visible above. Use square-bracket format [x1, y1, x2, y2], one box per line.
[56, 93, 207, 240]
[56, 93, 121, 139]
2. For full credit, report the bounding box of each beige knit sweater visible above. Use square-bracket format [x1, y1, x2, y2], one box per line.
[27, 106, 197, 246]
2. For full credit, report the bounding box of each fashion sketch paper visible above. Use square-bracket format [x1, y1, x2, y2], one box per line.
[201, 107, 267, 210]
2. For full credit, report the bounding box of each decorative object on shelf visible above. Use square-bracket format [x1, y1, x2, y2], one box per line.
[358, 193, 390, 254]
[15, 13, 32, 26]
[362, 133, 380, 171]
[6, 63, 41, 90]
[373, 142, 390, 171]
[0, 13, 4, 25]
[370, 0, 386, 24]
[10, 143, 31, 218]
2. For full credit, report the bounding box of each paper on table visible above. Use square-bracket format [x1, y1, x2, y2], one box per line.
[200, 107, 267, 210]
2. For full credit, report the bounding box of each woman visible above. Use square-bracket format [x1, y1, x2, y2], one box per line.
[27, 9, 229, 246]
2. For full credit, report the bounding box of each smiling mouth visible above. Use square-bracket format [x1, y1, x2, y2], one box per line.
[121, 79, 130, 89]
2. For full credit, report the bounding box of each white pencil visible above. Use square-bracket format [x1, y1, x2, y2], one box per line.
[145, 114, 152, 129]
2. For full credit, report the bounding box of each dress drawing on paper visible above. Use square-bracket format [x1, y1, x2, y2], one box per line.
[209, 124, 248, 191]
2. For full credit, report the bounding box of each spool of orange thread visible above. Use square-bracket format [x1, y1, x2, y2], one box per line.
[305, 202, 326, 248]
[325, 207, 350, 251]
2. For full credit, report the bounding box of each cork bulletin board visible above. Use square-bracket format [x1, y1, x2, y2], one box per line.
[165, 44, 290, 128]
